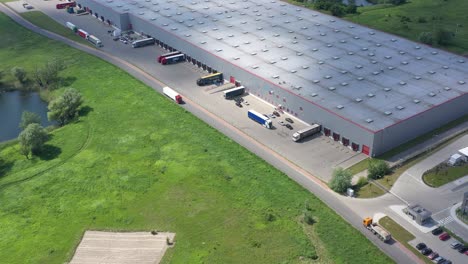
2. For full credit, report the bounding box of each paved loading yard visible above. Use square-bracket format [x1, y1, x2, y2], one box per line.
[24, 0, 366, 181]
[70, 231, 175, 264]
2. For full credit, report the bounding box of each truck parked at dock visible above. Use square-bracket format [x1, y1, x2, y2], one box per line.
[292, 124, 321, 142]
[223, 86, 245, 99]
[157, 51, 181, 63]
[160, 54, 185, 65]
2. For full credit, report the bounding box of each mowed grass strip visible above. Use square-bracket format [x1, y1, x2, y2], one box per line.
[379, 217, 433, 264]
[423, 163, 468, 187]
[20, 11, 90, 46]
[346, 0, 468, 54]
[0, 13, 392, 264]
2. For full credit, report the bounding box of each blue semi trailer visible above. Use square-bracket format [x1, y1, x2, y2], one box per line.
[248, 110, 272, 129]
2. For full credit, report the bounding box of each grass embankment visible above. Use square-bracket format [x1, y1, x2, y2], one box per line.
[0, 13, 392, 264]
[346, 0, 468, 55]
[423, 163, 468, 187]
[20, 11, 90, 46]
[379, 217, 433, 264]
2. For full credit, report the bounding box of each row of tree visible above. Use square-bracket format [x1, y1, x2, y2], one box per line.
[18, 88, 83, 159]
[0, 58, 68, 92]
[328, 160, 391, 193]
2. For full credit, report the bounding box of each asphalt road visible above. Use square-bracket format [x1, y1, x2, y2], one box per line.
[0, 3, 421, 263]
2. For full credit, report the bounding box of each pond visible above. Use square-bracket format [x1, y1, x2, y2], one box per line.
[0, 91, 54, 142]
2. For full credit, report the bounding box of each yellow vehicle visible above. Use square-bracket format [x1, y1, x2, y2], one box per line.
[196, 72, 223, 86]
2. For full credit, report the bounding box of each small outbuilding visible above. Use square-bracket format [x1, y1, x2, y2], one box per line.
[403, 204, 432, 226]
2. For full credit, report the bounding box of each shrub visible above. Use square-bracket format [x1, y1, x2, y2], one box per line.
[419, 31, 433, 45]
[418, 17, 427, 23]
[356, 176, 368, 188]
[329, 167, 352, 193]
[367, 160, 390, 180]
[303, 211, 315, 225]
[434, 28, 455, 45]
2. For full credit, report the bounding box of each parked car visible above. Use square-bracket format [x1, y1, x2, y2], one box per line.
[458, 246, 468, 253]
[285, 117, 293, 123]
[416, 243, 426, 250]
[428, 252, 438, 260]
[433, 256, 444, 264]
[278, 121, 286, 126]
[439, 232, 450, 241]
[432, 227, 443, 235]
[268, 114, 276, 119]
[450, 241, 462, 249]
[273, 111, 280, 117]
[464, 249, 468, 255]
[441, 260, 452, 264]
[285, 124, 293, 130]
[421, 248, 432, 255]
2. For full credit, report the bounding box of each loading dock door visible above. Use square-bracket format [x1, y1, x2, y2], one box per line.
[230, 76, 235, 83]
[324, 128, 331, 137]
[332, 132, 340, 141]
[362, 145, 370, 155]
[352, 143, 359, 152]
[342, 137, 349, 146]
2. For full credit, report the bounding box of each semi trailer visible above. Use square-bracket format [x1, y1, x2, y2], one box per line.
[88, 35, 103, 47]
[248, 110, 272, 129]
[65, 22, 77, 32]
[196, 72, 223, 86]
[77, 29, 89, 39]
[223, 86, 245, 99]
[363, 217, 391, 243]
[56, 2, 76, 9]
[132, 38, 155, 48]
[163, 87, 183, 104]
[157, 51, 181, 63]
[160, 54, 185, 65]
[292, 124, 321, 142]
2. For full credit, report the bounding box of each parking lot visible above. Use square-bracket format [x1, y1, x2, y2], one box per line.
[23, 0, 366, 182]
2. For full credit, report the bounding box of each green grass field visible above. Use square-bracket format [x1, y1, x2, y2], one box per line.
[346, 0, 468, 54]
[0, 13, 392, 264]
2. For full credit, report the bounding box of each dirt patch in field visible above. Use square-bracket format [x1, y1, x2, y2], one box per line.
[70, 231, 175, 264]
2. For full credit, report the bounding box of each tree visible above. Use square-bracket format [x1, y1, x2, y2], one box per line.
[434, 29, 454, 45]
[367, 160, 390, 180]
[47, 88, 83, 126]
[329, 167, 352, 193]
[11, 67, 27, 84]
[19, 111, 41, 130]
[330, 4, 345, 17]
[419, 32, 433, 45]
[33, 58, 67, 90]
[18, 123, 48, 158]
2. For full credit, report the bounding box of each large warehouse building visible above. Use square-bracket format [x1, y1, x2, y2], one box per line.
[76, 0, 468, 156]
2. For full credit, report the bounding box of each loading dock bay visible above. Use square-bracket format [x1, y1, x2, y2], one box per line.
[24, 0, 367, 181]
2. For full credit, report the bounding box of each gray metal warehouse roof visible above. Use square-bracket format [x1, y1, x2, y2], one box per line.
[98, 0, 467, 131]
